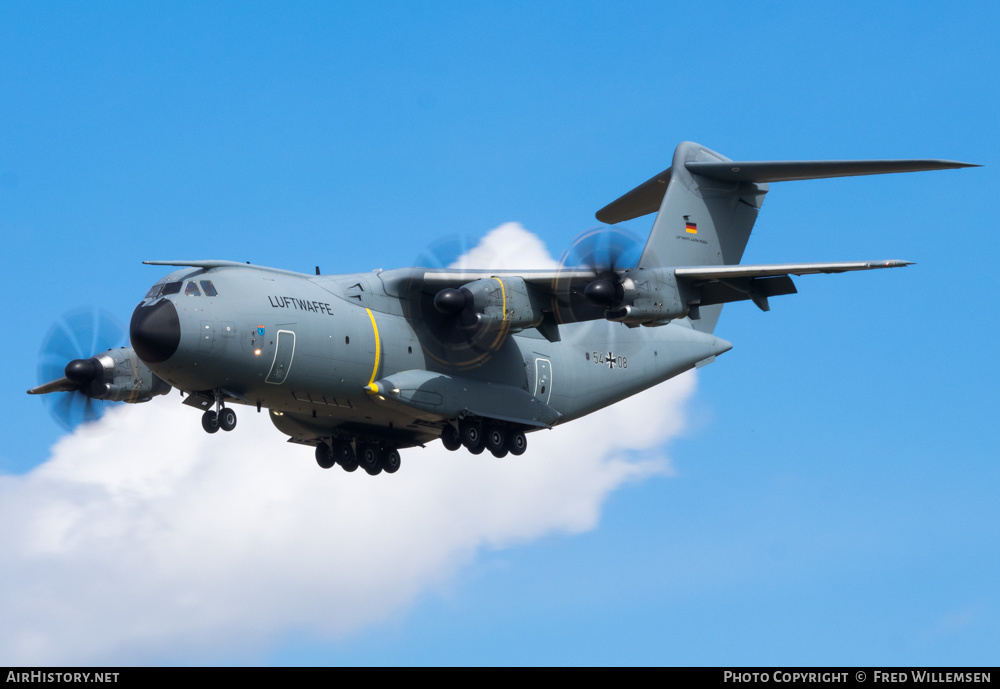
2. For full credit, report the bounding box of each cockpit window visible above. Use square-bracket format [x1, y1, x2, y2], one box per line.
[200, 280, 218, 297]
[160, 281, 182, 295]
[185, 281, 202, 296]
[144, 284, 163, 300]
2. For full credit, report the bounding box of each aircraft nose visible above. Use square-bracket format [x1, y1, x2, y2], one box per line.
[130, 299, 181, 363]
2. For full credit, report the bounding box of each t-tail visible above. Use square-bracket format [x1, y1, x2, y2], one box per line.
[595, 141, 977, 333]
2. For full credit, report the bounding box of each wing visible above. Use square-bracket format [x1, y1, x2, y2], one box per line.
[674, 259, 913, 280]
[420, 260, 912, 316]
[675, 260, 912, 312]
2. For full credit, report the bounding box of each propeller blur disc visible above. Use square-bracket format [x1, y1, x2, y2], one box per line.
[558, 225, 644, 275]
[551, 225, 645, 322]
[37, 307, 125, 430]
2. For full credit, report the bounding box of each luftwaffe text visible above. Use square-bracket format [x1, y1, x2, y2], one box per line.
[268, 296, 334, 315]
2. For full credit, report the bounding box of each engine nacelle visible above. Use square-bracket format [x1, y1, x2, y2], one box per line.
[461, 276, 544, 333]
[434, 276, 546, 341]
[89, 346, 172, 403]
[603, 268, 690, 326]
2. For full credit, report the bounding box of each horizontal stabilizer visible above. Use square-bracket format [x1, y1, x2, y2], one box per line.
[595, 166, 672, 224]
[596, 156, 978, 224]
[686, 159, 978, 183]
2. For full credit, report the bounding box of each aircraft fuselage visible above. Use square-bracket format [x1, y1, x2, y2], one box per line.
[130, 263, 731, 449]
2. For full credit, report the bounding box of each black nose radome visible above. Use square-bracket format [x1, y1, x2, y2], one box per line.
[130, 299, 180, 363]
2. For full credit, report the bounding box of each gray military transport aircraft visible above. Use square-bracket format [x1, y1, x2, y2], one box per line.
[29, 141, 976, 475]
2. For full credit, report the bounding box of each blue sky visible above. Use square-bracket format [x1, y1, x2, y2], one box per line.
[1, 1, 997, 665]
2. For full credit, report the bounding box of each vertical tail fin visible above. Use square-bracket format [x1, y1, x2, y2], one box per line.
[597, 141, 768, 332]
[595, 141, 976, 333]
[637, 142, 769, 273]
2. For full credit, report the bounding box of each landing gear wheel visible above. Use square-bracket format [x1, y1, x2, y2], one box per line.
[332, 439, 354, 467]
[460, 419, 483, 452]
[359, 444, 382, 475]
[486, 426, 508, 458]
[440, 424, 462, 451]
[201, 409, 219, 434]
[218, 407, 237, 432]
[468, 444, 485, 455]
[315, 443, 335, 469]
[507, 429, 527, 456]
[381, 447, 401, 474]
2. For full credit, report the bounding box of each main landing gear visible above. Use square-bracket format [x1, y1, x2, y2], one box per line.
[441, 419, 527, 458]
[315, 439, 401, 476]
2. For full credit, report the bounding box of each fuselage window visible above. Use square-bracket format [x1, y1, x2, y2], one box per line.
[200, 280, 218, 297]
[185, 281, 202, 296]
[161, 281, 182, 295]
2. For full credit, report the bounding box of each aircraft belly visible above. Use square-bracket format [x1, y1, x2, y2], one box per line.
[269, 407, 437, 449]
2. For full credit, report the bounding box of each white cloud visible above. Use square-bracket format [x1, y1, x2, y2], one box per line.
[447, 222, 560, 270]
[0, 223, 696, 664]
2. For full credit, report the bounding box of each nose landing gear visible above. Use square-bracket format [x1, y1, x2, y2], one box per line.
[201, 409, 220, 434]
[218, 407, 237, 431]
[200, 392, 237, 434]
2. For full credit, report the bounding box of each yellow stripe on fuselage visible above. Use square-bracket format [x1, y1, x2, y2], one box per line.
[365, 308, 381, 393]
[488, 277, 508, 351]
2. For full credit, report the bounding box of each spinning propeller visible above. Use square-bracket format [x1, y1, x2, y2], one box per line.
[35, 308, 125, 430]
[414, 234, 479, 272]
[554, 225, 646, 321]
[424, 279, 505, 369]
[406, 234, 506, 369]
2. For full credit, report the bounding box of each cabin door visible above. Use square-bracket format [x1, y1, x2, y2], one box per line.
[266, 329, 296, 384]
[533, 357, 552, 404]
